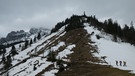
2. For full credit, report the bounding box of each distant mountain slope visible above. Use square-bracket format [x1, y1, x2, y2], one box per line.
[29, 27, 50, 35]
[0, 27, 50, 46]
[0, 30, 28, 44]
[0, 14, 135, 76]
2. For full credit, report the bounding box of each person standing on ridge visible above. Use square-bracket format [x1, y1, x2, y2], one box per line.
[123, 61, 126, 66]
[119, 61, 122, 66]
[116, 60, 118, 66]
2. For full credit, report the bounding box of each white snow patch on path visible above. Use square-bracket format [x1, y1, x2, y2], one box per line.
[43, 69, 58, 76]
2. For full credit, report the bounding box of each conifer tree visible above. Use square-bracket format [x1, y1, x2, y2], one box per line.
[34, 36, 37, 43]
[37, 32, 41, 40]
[4, 54, 12, 69]
[0, 49, 2, 55]
[24, 40, 29, 49]
[30, 39, 33, 46]
[2, 54, 6, 63]
[10, 45, 18, 56]
[3, 48, 6, 54]
[19, 44, 21, 48]
[47, 50, 56, 62]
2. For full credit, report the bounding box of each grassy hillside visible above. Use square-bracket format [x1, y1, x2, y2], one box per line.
[54, 28, 135, 76]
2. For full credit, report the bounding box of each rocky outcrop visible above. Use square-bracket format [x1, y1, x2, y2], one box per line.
[29, 27, 50, 35]
[0, 30, 28, 44]
[6, 30, 28, 41]
[0, 28, 50, 44]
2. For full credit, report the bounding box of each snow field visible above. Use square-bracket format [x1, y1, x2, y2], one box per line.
[85, 25, 135, 73]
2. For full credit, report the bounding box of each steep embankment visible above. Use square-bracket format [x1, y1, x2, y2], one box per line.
[55, 27, 135, 76]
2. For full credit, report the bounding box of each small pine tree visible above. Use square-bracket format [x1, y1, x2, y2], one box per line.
[24, 40, 29, 49]
[37, 32, 41, 40]
[19, 44, 21, 48]
[34, 36, 37, 43]
[4, 55, 12, 69]
[2, 54, 6, 63]
[3, 48, 6, 54]
[131, 21, 133, 26]
[47, 50, 56, 62]
[59, 63, 64, 72]
[0, 49, 2, 55]
[10, 45, 18, 56]
[57, 59, 65, 72]
[30, 39, 33, 46]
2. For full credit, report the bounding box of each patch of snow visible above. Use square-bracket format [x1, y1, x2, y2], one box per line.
[85, 26, 135, 73]
[56, 44, 75, 59]
[52, 42, 65, 51]
[84, 23, 90, 26]
[43, 69, 58, 76]
[59, 32, 66, 37]
[9, 57, 53, 76]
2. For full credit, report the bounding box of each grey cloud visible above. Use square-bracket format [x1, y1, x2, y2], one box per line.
[0, 0, 135, 37]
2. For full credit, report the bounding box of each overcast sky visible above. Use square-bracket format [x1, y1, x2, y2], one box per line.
[0, 0, 135, 37]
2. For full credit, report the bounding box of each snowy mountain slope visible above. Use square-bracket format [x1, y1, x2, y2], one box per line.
[1, 24, 93, 76]
[0, 26, 67, 76]
[0, 15, 135, 76]
[0, 27, 50, 45]
[84, 24, 135, 73]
